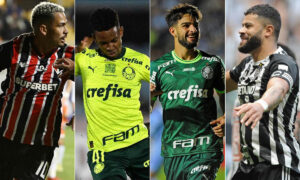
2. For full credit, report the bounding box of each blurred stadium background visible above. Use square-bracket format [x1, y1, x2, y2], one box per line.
[0, 0, 75, 180]
[75, 0, 149, 179]
[150, 0, 225, 180]
[226, 0, 300, 179]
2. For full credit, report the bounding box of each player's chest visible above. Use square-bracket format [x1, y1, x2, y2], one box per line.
[83, 60, 139, 84]
[238, 62, 268, 87]
[237, 62, 269, 98]
[9, 57, 61, 93]
[159, 62, 215, 90]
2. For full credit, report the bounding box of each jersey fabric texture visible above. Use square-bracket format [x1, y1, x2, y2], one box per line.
[230, 47, 300, 174]
[232, 161, 300, 180]
[164, 152, 222, 180]
[87, 138, 149, 180]
[0, 136, 55, 180]
[75, 47, 149, 152]
[150, 50, 225, 157]
[0, 33, 74, 147]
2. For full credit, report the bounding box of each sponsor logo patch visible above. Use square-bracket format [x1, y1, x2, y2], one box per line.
[278, 64, 288, 71]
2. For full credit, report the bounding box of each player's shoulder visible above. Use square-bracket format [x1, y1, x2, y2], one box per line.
[76, 48, 98, 60]
[270, 53, 296, 66]
[80, 48, 97, 55]
[200, 50, 224, 64]
[125, 47, 149, 60]
[0, 39, 13, 51]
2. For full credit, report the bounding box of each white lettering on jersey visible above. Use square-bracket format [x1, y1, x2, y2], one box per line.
[173, 136, 210, 148]
[167, 85, 208, 101]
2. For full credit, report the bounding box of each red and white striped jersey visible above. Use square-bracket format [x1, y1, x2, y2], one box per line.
[0, 33, 74, 147]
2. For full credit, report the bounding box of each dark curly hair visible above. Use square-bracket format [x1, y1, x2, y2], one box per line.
[165, 3, 202, 28]
[90, 8, 120, 31]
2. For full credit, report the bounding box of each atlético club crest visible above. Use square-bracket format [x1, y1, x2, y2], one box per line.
[201, 66, 213, 79]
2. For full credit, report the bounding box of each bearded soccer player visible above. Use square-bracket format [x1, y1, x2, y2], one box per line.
[75, 8, 149, 180]
[0, 2, 74, 180]
[150, 3, 225, 180]
[226, 4, 300, 179]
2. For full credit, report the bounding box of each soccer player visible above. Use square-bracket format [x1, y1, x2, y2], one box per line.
[75, 8, 150, 180]
[150, 3, 225, 180]
[0, 2, 74, 180]
[226, 4, 300, 179]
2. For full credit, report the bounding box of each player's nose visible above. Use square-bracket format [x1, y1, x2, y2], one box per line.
[239, 26, 246, 35]
[189, 25, 197, 33]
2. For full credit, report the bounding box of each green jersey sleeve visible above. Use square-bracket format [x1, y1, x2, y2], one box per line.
[213, 57, 225, 93]
[150, 60, 161, 91]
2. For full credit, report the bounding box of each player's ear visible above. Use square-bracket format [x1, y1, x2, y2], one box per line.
[119, 26, 124, 38]
[264, 24, 274, 39]
[39, 24, 47, 36]
[169, 26, 176, 37]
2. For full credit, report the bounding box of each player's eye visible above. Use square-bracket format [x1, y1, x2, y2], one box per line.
[182, 24, 189, 28]
[99, 42, 108, 46]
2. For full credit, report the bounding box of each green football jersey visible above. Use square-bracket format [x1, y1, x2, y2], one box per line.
[75, 47, 149, 152]
[150, 50, 224, 157]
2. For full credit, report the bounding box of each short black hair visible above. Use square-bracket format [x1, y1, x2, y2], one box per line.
[90, 8, 120, 31]
[165, 3, 202, 28]
[245, 4, 281, 40]
[31, 2, 64, 32]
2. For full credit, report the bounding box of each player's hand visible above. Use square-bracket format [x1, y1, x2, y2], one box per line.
[234, 102, 264, 129]
[210, 115, 225, 137]
[53, 58, 74, 79]
[150, 83, 163, 97]
[75, 36, 94, 53]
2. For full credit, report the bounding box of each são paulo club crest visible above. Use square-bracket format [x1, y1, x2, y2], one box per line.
[122, 66, 136, 80]
[201, 65, 214, 79]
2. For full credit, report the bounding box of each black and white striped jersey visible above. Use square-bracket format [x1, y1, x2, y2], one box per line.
[0, 33, 74, 147]
[230, 47, 300, 174]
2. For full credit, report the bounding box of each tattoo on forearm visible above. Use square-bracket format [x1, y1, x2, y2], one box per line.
[262, 86, 285, 110]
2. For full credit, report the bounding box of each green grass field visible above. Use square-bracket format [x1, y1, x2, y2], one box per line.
[56, 127, 74, 180]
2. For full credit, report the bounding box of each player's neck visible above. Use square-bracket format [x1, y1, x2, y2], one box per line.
[32, 35, 57, 57]
[251, 41, 277, 62]
[174, 46, 198, 60]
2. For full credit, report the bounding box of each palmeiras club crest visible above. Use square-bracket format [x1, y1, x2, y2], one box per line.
[201, 65, 214, 79]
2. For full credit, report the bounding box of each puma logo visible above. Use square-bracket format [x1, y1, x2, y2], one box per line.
[165, 70, 174, 76]
[88, 66, 97, 73]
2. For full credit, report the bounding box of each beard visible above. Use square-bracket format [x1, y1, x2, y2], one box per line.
[238, 34, 262, 53]
[178, 33, 199, 49]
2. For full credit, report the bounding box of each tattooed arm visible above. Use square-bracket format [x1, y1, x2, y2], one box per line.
[260, 77, 289, 110]
[235, 77, 289, 129]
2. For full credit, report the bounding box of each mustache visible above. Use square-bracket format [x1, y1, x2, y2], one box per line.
[186, 33, 198, 37]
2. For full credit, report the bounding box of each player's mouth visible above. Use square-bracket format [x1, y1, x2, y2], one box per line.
[186, 34, 197, 41]
[106, 50, 117, 57]
[60, 37, 66, 43]
[240, 35, 248, 45]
